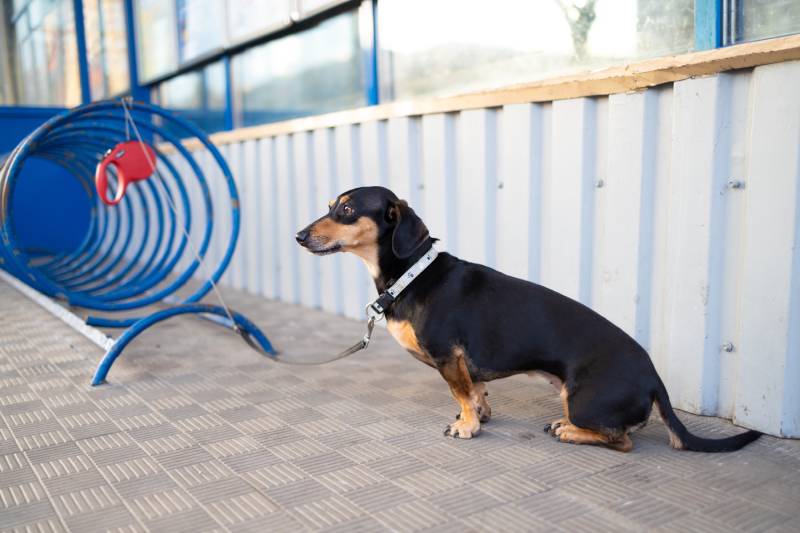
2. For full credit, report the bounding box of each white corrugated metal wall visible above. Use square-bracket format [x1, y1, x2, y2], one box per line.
[188, 60, 800, 438]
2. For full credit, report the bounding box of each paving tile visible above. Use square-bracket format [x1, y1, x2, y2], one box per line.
[2, 278, 800, 533]
[343, 481, 416, 513]
[373, 499, 451, 532]
[429, 485, 503, 517]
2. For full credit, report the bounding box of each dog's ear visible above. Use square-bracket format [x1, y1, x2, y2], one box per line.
[387, 200, 429, 258]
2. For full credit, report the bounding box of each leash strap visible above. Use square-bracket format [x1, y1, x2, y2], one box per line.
[238, 316, 376, 365]
[241, 245, 438, 365]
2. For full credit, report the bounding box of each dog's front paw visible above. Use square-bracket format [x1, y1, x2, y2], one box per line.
[455, 404, 491, 423]
[444, 417, 481, 439]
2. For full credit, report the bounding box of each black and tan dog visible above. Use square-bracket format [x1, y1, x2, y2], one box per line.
[296, 186, 761, 452]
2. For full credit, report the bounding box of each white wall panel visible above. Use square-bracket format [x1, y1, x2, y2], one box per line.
[420, 113, 457, 251]
[227, 142, 245, 291]
[496, 104, 532, 281]
[293, 132, 320, 309]
[258, 138, 280, 300]
[665, 76, 729, 415]
[312, 129, 341, 315]
[597, 91, 657, 344]
[456, 109, 497, 266]
[241, 140, 260, 295]
[736, 61, 800, 436]
[544, 98, 596, 303]
[274, 135, 298, 304]
[648, 87, 675, 377]
[334, 124, 367, 319]
[211, 60, 800, 437]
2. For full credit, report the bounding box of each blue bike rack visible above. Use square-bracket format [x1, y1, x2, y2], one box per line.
[0, 100, 276, 385]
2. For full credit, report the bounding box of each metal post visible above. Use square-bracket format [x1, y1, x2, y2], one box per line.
[695, 0, 723, 50]
[223, 55, 234, 130]
[123, 0, 149, 102]
[359, 0, 379, 106]
[72, 0, 92, 103]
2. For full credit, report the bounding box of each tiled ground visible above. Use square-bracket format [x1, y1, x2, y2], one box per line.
[1, 278, 799, 532]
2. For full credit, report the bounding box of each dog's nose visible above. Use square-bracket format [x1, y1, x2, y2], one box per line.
[295, 229, 310, 244]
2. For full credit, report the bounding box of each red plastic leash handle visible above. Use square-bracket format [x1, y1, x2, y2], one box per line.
[95, 141, 157, 206]
[95, 158, 128, 206]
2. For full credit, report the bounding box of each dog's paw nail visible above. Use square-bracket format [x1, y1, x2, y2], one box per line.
[484, 391, 489, 397]
[543, 424, 552, 433]
[444, 426, 451, 436]
[453, 430, 460, 438]
[455, 414, 460, 420]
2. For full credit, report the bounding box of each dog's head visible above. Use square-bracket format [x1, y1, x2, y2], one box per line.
[295, 186, 430, 269]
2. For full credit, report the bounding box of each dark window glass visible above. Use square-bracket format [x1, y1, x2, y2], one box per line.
[735, 0, 800, 43]
[84, 0, 130, 98]
[377, 0, 694, 100]
[232, 9, 365, 127]
[134, 0, 178, 82]
[177, 0, 227, 63]
[155, 60, 227, 136]
[226, 0, 291, 44]
[1, 0, 81, 106]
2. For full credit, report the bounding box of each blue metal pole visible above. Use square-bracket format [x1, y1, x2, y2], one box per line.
[91, 304, 276, 385]
[364, 0, 379, 106]
[695, 0, 723, 50]
[123, 0, 149, 102]
[223, 55, 235, 130]
[72, 0, 92, 103]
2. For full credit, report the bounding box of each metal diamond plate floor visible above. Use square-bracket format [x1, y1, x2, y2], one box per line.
[1, 278, 799, 532]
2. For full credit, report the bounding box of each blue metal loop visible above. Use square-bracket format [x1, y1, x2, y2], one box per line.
[0, 100, 275, 385]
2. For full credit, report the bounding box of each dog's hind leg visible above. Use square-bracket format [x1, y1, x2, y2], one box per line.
[544, 386, 571, 435]
[548, 383, 640, 452]
[554, 424, 633, 452]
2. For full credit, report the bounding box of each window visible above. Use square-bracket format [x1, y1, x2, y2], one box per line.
[377, 0, 694, 100]
[226, 0, 291, 44]
[231, 9, 365, 127]
[0, 5, 13, 104]
[299, 0, 350, 17]
[134, 0, 179, 82]
[177, 0, 227, 63]
[734, 0, 800, 43]
[83, 0, 130, 98]
[1, 0, 81, 106]
[155, 59, 227, 136]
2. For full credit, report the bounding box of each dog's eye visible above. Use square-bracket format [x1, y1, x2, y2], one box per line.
[342, 204, 354, 217]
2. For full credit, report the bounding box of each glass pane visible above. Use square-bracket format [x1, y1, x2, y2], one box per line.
[135, 0, 178, 81]
[9, 0, 80, 106]
[158, 60, 227, 135]
[226, 0, 291, 43]
[377, 0, 694, 100]
[232, 9, 365, 126]
[85, 0, 130, 98]
[177, 0, 227, 63]
[300, 0, 346, 16]
[737, 0, 800, 43]
[0, 14, 11, 104]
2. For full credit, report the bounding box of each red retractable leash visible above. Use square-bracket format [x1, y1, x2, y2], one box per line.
[95, 140, 156, 206]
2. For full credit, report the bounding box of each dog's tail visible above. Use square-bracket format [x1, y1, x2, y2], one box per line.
[654, 377, 761, 452]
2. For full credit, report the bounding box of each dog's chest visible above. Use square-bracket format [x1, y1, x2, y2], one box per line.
[386, 319, 435, 367]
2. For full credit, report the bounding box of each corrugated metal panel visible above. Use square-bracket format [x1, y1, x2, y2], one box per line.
[207, 60, 800, 437]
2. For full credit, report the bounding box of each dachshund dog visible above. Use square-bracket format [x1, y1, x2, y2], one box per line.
[296, 186, 761, 452]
